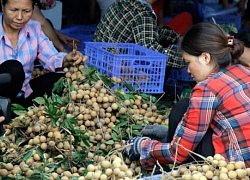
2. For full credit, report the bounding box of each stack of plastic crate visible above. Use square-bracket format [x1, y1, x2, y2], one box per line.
[59, 25, 97, 52]
[194, 0, 242, 30]
[165, 65, 195, 96]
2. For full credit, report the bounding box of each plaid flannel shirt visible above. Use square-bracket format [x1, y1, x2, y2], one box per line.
[93, 0, 186, 68]
[140, 64, 250, 169]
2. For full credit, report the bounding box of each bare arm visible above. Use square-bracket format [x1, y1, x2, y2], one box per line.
[32, 6, 67, 52]
[54, 30, 81, 50]
[157, 8, 165, 28]
[221, 0, 230, 9]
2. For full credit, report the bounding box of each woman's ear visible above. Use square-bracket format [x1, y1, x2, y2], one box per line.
[201, 52, 211, 64]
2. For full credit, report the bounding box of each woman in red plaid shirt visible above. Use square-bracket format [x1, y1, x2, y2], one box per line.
[123, 22, 250, 169]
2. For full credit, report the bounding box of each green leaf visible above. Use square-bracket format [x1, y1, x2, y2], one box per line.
[33, 97, 45, 105]
[2, 177, 13, 180]
[124, 94, 137, 100]
[22, 150, 33, 162]
[131, 124, 145, 130]
[132, 130, 141, 136]
[98, 73, 116, 88]
[80, 139, 90, 148]
[111, 132, 118, 141]
[11, 103, 26, 110]
[36, 147, 44, 160]
[105, 140, 115, 145]
[123, 81, 135, 91]
[114, 121, 128, 129]
[52, 77, 66, 93]
[81, 66, 97, 76]
[13, 109, 27, 116]
[116, 102, 123, 109]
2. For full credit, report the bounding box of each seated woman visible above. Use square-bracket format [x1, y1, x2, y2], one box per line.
[123, 22, 250, 169]
[0, 0, 88, 109]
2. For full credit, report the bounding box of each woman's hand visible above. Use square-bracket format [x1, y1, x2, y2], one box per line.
[55, 30, 81, 49]
[63, 50, 88, 67]
[0, 116, 5, 123]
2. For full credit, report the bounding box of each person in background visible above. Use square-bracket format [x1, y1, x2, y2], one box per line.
[220, 0, 250, 28]
[123, 22, 250, 169]
[93, 0, 193, 78]
[96, 0, 116, 18]
[152, 0, 192, 36]
[0, 0, 88, 109]
[32, 0, 80, 52]
[152, 0, 165, 27]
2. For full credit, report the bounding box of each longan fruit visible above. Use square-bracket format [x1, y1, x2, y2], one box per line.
[48, 141, 55, 147]
[33, 154, 41, 161]
[205, 170, 213, 179]
[218, 160, 227, 167]
[100, 174, 107, 180]
[12, 166, 21, 175]
[228, 170, 237, 179]
[95, 134, 102, 141]
[87, 164, 95, 172]
[235, 161, 245, 169]
[105, 168, 113, 176]
[119, 107, 127, 114]
[236, 168, 247, 178]
[142, 103, 148, 109]
[63, 141, 71, 150]
[213, 154, 223, 161]
[40, 143, 48, 150]
[5, 163, 13, 171]
[101, 160, 111, 169]
[39, 135, 46, 143]
[219, 172, 228, 180]
[25, 169, 34, 176]
[63, 171, 72, 177]
[120, 164, 129, 172]
[0, 169, 8, 177]
[51, 172, 59, 179]
[20, 162, 29, 172]
[226, 163, 235, 171]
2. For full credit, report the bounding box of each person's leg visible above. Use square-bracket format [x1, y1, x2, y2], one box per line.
[29, 72, 65, 98]
[0, 60, 25, 101]
[167, 98, 214, 163]
[167, 98, 190, 142]
[14, 72, 65, 108]
[165, 12, 193, 36]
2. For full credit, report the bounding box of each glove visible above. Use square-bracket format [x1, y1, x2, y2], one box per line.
[122, 137, 149, 161]
[141, 125, 169, 143]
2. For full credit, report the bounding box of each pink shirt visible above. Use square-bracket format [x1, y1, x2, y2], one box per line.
[0, 13, 66, 97]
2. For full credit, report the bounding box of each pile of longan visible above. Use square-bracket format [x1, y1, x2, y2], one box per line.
[169, 154, 250, 180]
[0, 65, 169, 179]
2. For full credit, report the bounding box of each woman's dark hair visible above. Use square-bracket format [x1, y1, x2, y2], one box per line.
[181, 22, 244, 68]
[2, 0, 35, 8]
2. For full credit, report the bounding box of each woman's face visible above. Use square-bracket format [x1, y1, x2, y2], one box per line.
[2, 0, 33, 31]
[182, 51, 215, 82]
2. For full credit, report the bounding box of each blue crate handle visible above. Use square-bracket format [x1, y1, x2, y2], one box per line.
[133, 60, 151, 66]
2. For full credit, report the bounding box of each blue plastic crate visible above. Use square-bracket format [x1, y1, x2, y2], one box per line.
[59, 25, 97, 52]
[165, 77, 183, 95]
[195, 1, 242, 30]
[177, 65, 194, 82]
[84, 42, 167, 94]
[165, 66, 195, 95]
